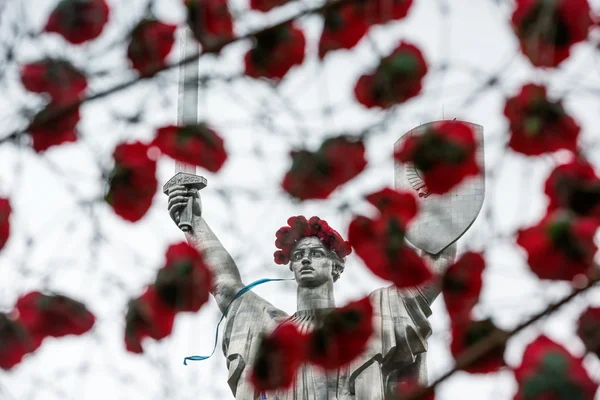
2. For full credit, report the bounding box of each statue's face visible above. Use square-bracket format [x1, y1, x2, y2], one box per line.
[290, 237, 335, 288]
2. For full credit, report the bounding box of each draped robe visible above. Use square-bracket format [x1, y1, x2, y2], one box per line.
[221, 285, 432, 399]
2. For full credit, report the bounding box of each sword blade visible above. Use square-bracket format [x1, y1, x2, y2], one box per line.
[176, 27, 199, 175]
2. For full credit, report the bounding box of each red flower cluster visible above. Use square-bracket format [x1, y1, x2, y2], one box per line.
[245, 23, 305, 80]
[504, 83, 580, 156]
[577, 307, 600, 357]
[516, 211, 597, 281]
[250, 323, 306, 392]
[513, 335, 597, 400]
[185, 0, 234, 49]
[512, 0, 592, 68]
[274, 216, 351, 265]
[105, 141, 158, 222]
[127, 19, 176, 76]
[348, 188, 433, 289]
[21, 59, 87, 105]
[250, 296, 373, 392]
[0, 292, 95, 370]
[363, 0, 413, 26]
[152, 124, 227, 173]
[125, 242, 212, 353]
[28, 104, 80, 152]
[282, 136, 367, 201]
[318, 4, 370, 58]
[354, 42, 427, 108]
[394, 121, 480, 194]
[545, 159, 600, 222]
[45, 0, 110, 45]
[450, 318, 506, 374]
[250, 0, 288, 12]
[307, 297, 373, 369]
[0, 198, 10, 251]
[442, 252, 485, 323]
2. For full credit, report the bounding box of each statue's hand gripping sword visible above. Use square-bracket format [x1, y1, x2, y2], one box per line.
[163, 28, 206, 233]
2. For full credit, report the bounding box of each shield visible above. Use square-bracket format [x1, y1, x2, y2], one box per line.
[394, 120, 485, 255]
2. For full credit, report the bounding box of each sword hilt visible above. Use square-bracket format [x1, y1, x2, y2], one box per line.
[163, 172, 207, 232]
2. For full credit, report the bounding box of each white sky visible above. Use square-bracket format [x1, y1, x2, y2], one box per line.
[1, 0, 600, 399]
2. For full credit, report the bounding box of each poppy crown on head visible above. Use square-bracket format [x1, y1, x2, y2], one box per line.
[274, 216, 352, 265]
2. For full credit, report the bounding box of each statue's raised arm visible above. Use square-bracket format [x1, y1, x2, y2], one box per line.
[168, 185, 244, 313]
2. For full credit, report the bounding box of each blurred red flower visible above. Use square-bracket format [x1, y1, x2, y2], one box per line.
[349, 190, 432, 289]
[516, 211, 597, 281]
[124, 286, 177, 354]
[394, 121, 479, 194]
[307, 297, 373, 369]
[504, 83, 580, 156]
[395, 378, 435, 400]
[513, 335, 597, 400]
[354, 41, 427, 108]
[0, 198, 10, 251]
[318, 4, 370, 58]
[451, 318, 506, 374]
[155, 242, 213, 312]
[185, 0, 234, 49]
[442, 252, 485, 323]
[364, 0, 413, 25]
[20, 59, 87, 105]
[577, 307, 600, 358]
[282, 136, 367, 201]
[0, 313, 35, 370]
[45, 0, 110, 44]
[512, 0, 592, 67]
[105, 141, 157, 222]
[365, 187, 418, 224]
[250, 323, 307, 392]
[545, 159, 600, 222]
[152, 124, 227, 172]
[15, 292, 95, 346]
[245, 23, 305, 80]
[127, 19, 177, 76]
[250, 0, 287, 12]
[28, 104, 80, 152]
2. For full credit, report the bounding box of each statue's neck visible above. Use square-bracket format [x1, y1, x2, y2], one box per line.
[296, 281, 335, 311]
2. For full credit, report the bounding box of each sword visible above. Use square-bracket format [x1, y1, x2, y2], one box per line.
[163, 28, 207, 232]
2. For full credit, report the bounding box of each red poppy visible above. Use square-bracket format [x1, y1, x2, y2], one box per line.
[127, 19, 176, 76]
[245, 23, 305, 80]
[512, 0, 592, 68]
[0, 313, 35, 370]
[45, 0, 110, 45]
[124, 286, 177, 354]
[250, 0, 287, 12]
[155, 242, 212, 312]
[0, 198, 10, 251]
[513, 335, 597, 400]
[250, 323, 306, 392]
[282, 136, 367, 201]
[354, 42, 427, 108]
[28, 104, 79, 152]
[105, 141, 157, 222]
[152, 124, 227, 172]
[307, 297, 373, 369]
[544, 159, 600, 222]
[185, 0, 234, 49]
[442, 252, 485, 323]
[394, 121, 480, 195]
[364, 0, 413, 25]
[395, 379, 435, 400]
[504, 83, 580, 156]
[516, 211, 597, 281]
[318, 4, 370, 58]
[450, 318, 506, 374]
[348, 196, 433, 289]
[365, 187, 418, 224]
[576, 307, 600, 358]
[15, 292, 95, 347]
[20, 59, 87, 105]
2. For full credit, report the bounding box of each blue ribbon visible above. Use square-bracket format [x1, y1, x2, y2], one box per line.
[183, 277, 294, 366]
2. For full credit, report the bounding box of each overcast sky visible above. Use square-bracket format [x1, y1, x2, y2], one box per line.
[1, 0, 600, 399]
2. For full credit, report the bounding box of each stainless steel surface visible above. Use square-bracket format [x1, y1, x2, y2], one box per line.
[394, 121, 485, 255]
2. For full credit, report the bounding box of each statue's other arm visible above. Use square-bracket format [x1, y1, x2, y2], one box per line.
[168, 185, 244, 313]
[417, 243, 457, 304]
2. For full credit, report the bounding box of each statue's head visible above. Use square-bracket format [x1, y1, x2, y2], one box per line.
[273, 216, 351, 287]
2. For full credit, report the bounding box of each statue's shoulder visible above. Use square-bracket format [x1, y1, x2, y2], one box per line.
[368, 285, 432, 318]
